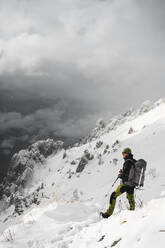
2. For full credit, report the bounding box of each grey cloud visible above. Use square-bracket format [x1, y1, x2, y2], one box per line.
[0, 0, 165, 115]
[1, 139, 14, 149]
[0, 112, 23, 133]
[0, 98, 112, 157]
[0, 0, 165, 166]
[1, 0, 165, 76]
[0, 104, 109, 139]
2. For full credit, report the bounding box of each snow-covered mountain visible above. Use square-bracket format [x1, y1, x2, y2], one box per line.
[0, 99, 165, 248]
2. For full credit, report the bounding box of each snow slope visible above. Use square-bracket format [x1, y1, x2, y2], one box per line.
[0, 99, 165, 248]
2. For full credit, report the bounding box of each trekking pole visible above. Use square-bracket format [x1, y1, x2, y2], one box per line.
[112, 176, 119, 187]
[105, 176, 119, 198]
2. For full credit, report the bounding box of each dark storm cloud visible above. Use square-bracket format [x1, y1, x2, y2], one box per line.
[0, 0, 165, 155]
[0, 100, 107, 154]
[0, 98, 108, 137]
[1, 0, 165, 106]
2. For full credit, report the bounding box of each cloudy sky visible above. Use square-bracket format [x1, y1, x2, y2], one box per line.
[0, 0, 165, 174]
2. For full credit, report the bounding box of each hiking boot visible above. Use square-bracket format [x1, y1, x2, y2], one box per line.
[100, 212, 110, 218]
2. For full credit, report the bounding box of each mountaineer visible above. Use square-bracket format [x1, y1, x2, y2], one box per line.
[100, 147, 137, 218]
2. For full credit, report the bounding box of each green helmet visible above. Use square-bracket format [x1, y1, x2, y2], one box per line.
[122, 147, 132, 155]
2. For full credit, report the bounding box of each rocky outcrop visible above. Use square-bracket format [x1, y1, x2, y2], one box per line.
[95, 140, 103, 149]
[76, 157, 88, 173]
[0, 138, 63, 214]
[7, 139, 63, 187]
[128, 127, 134, 134]
[76, 150, 94, 173]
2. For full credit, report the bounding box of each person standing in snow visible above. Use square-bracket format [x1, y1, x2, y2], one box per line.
[101, 147, 136, 218]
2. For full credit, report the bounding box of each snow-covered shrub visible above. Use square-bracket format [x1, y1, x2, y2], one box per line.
[123, 109, 133, 117]
[67, 169, 74, 179]
[95, 140, 103, 149]
[113, 158, 118, 166]
[103, 148, 108, 154]
[84, 150, 94, 160]
[3, 228, 15, 242]
[98, 154, 104, 165]
[71, 160, 76, 165]
[137, 100, 153, 115]
[14, 194, 24, 215]
[112, 140, 120, 148]
[153, 98, 165, 107]
[63, 150, 67, 159]
[128, 127, 134, 134]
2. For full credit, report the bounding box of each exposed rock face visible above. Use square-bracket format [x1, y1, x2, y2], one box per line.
[0, 139, 63, 214]
[76, 157, 88, 173]
[8, 139, 63, 186]
[76, 150, 94, 173]
[128, 127, 134, 134]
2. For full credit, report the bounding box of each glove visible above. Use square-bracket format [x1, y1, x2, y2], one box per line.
[118, 169, 123, 179]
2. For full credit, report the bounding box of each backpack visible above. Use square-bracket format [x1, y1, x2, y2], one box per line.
[126, 159, 147, 187]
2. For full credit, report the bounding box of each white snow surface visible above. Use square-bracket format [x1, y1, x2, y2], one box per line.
[1, 99, 165, 248]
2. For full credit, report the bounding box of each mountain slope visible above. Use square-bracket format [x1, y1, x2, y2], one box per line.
[0, 99, 165, 247]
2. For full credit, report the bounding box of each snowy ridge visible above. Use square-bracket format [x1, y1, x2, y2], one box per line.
[83, 99, 165, 143]
[0, 99, 165, 247]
